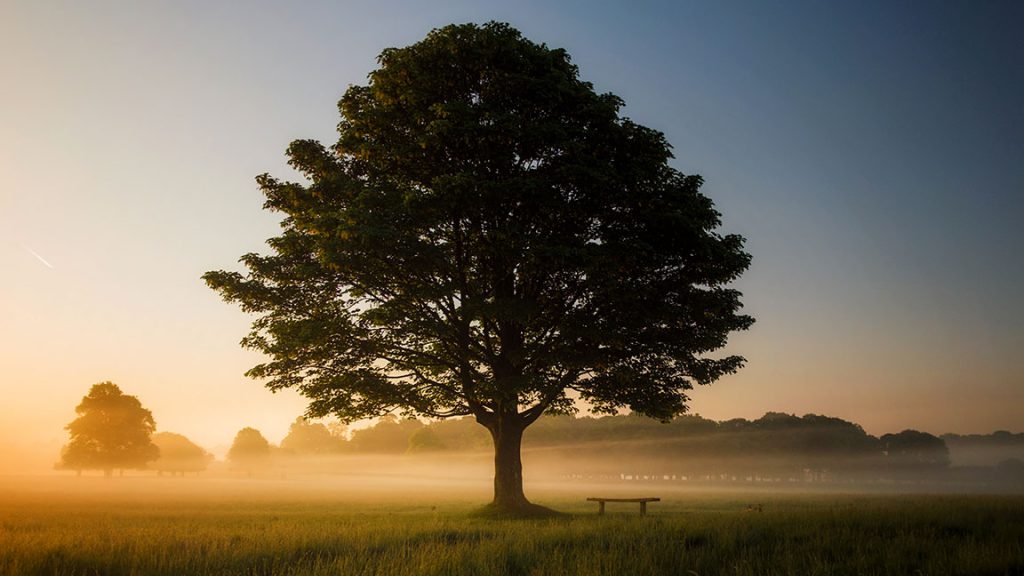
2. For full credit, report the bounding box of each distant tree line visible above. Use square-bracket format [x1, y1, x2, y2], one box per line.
[57, 382, 1023, 485]
[941, 431, 1024, 476]
[335, 412, 1024, 484]
[327, 412, 955, 478]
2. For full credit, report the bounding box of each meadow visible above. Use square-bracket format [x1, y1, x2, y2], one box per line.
[1, 475, 1022, 576]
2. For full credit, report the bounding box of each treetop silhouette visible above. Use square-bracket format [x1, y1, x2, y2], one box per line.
[59, 382, 159, 477]
[227, 426, 271, 472]
[281, 417, 345, 455]
[152, 432, 211, 476]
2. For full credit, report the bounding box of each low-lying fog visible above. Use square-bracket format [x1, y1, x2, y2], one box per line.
[4, 412, 1022, 496]
[2, 447, 1022, 499]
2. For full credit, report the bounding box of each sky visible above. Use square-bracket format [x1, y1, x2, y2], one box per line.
[1, 0, 1021, 469]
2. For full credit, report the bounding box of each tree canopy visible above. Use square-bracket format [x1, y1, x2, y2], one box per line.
[59, 382, 159, 476]
[204, 21, 752, 512]
[280, 417, 345, 455]
[151, 432, 211, 475]
[227, 427, 271, 472]
[882, 430, 951, 469]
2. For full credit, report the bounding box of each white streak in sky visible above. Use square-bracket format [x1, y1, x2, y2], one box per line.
[22, 244, 54, 269]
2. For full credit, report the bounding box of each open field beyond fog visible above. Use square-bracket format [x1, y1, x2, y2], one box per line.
[1, 476, 1022, 576]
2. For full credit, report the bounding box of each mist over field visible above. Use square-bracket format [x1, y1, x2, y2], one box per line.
[5, 411, 1021, 497]
[3, 408, 1022, 575]
[2, 473, 1020, 576]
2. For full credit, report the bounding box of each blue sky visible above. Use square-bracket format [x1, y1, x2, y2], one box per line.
[1, 1, 1021, 464]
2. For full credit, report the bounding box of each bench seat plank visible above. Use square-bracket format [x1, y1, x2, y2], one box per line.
[586, 497, 660, 502]
[586, 497, 660, 515]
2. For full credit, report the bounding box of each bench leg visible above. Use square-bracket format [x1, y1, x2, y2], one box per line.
[598, 501, 605, 515]
[640, 501, 647, 516]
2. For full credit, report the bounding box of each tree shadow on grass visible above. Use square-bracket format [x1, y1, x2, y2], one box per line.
[468, 502, 566, 520]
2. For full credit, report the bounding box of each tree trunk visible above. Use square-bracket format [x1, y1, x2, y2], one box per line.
[487, 415, 530, 510]
[474, 407, 556, 517]
[489, 412, 536, 506]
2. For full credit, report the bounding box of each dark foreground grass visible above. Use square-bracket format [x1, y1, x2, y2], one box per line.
[1, 478, 1022, 576]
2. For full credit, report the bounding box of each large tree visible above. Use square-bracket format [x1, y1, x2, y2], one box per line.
[205, 22, 752, 513]
[59, 382, 159, 477]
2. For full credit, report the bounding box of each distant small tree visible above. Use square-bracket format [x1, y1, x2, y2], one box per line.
[152, 432, 211, 476]
[281, 417, 345, 455]
[59, 382, 159, 477]
[227, 427, 271, 474]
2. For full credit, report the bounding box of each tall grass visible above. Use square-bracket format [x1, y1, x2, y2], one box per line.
[1, 478, 1021, 575]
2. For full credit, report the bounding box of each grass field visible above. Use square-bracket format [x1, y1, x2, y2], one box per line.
[1, 476, 1022, 576]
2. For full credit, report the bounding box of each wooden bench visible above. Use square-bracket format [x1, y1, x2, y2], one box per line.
[587, 497, 660, 516]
